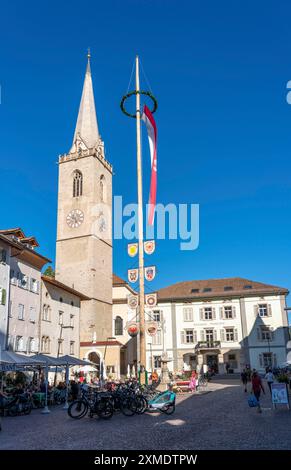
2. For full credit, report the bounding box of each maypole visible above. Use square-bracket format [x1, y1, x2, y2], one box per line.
[120, 56, 158, 385]
[135, 56, 146, 382]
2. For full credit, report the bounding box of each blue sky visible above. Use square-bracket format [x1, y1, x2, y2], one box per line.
[1, 1, 291, 317]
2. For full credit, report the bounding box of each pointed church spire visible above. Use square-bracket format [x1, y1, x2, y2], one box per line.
[71, 50, 99, 151]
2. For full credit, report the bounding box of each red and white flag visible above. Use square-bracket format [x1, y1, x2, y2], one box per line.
[142, 104, 157, 225]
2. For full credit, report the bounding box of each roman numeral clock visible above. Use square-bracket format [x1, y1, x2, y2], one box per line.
[66, 209, 84, 228]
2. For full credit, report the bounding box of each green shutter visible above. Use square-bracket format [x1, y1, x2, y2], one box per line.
[1, 288, 6, 306]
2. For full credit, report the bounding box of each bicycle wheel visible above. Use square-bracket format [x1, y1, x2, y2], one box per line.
[135, 396, 148, 415]
[120, 397, 137, 416]
[162, 403, 175, 415]
[8, 406, 18, 417]
[24, 403, 32, 415]
[97, 401, 114, 420]
[68, 400, 88, 419]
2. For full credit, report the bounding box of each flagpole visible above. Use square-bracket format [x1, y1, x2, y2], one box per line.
[135, 55, 146, 383]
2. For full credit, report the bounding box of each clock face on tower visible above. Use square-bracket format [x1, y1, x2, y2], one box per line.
[66, 209, 84, 228]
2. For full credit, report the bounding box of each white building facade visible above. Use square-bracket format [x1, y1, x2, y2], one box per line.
[0, 228, 50, 355]
[145, 278, 289, 374]
[0, 235, 12, 351]
[40, 276, 85, 358]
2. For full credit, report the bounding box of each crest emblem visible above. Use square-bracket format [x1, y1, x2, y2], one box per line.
[128, 269, 138, 283]
[144, 240, 155, 255]
[128, 243, 138, 257]
[128, 295, 138, 309]
[145, 293, 157, 307]
[146, 321, 158, 337]
[144, 266, 156, 282]
[126, 322, 139, 337]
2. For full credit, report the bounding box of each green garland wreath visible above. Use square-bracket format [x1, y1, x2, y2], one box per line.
[120, 90, 158, 118]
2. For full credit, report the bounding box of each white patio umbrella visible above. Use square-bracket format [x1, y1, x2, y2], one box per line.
[127, 364, 130, 378]
[31, 354, 65, 414]
[132, 365, 136, 378]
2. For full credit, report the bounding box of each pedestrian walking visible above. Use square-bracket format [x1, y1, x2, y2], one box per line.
[188, 370, 197, 393]
[251, 371, 265, 413]
[264, 369, 275, 394]
[241, 369, 248, 392]
[225, 362, 230, 374]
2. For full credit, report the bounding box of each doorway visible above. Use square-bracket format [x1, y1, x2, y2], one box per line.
[206, 354, 218, 373]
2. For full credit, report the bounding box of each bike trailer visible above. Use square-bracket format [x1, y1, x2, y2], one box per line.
[149, 391, 176, 409]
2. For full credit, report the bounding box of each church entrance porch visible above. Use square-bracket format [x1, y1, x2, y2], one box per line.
[81, 340, 122, 380]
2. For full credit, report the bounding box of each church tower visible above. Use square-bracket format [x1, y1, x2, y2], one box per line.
[55, 53, 113, 351]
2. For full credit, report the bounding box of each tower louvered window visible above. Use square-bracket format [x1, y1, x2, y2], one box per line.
[73, 170, 83, 197]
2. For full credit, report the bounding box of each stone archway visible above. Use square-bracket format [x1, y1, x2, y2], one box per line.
[88, 351, 101, 375]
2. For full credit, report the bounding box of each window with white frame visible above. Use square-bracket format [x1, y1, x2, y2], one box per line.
[20, 274, 28, 289]
[225, 328, 235, 342]
[70, 314, 74, 328]
[70, 341, 75, 355]
[201, 307, 215, 320]
[42, 304, 51, 321]
[58, 311, 63, 325]
[261, 352, 275, 368]
[30, 278, 38, 293]
[28, 337, 37, 353]
[183, 307, 193, 321]
[153, 310, 161, 322]
[259, 326, 273, 341]
[41, 336, 50, 353]
[181, 329, 197, 344]
[15, 336, 24, 352]
[29, 307, 36, 323]
[18, 304, 24, 320]
[205, 329, 214, 342]
[257, 303, 271, 317]
[154, 356, 162, 368]
[224, 306, 234, 319]
[152, 329, 162, 345]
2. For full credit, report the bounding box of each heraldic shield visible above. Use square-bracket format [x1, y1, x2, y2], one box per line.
[144, 266, 156, 281]
[128, 269, 138, 283]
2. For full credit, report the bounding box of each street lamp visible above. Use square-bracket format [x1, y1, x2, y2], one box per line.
[54, 324, 73, 388]
[101, 336, 116, 384]
[148, 342, 153, 373]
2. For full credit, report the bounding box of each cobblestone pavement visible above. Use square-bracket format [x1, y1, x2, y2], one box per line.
[0, 378, 290, 450]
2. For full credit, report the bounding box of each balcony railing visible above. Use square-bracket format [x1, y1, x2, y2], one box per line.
[195, 341, 221, 349]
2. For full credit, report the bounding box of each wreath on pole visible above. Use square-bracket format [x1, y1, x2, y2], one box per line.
[120, 90, 158, 118]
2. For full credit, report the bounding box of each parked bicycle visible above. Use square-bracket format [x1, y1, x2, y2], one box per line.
[68, 388, 113, 420]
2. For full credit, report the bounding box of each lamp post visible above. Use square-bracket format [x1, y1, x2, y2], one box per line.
[54, 324, 73, 390]
[148, 342, 153, 374]
[101, 336, 116, 385]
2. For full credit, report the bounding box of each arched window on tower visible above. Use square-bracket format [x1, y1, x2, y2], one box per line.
[73, 170, 83, 197]
[114, 316, 123, 336]
[100, 175, 106, 202]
